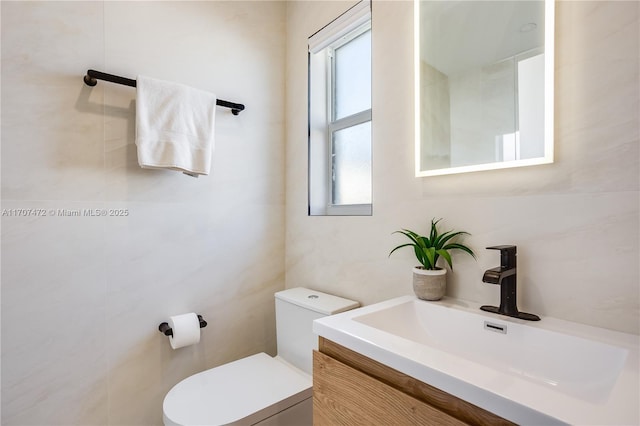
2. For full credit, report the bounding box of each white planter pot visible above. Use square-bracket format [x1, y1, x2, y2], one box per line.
[412, 267, 447, 301]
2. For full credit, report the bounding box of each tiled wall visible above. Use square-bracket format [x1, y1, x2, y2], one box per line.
[285, 1, 639, 334]
[1, 1, 286, 424]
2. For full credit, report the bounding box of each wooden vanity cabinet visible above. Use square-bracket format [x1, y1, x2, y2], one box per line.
[313, 337, 514, 426]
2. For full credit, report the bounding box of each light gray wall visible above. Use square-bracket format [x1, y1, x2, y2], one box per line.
[1, 1, 286, 424]
[285, 1, 639, 334]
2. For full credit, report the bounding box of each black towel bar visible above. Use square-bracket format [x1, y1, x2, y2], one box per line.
[158, 315, 208, 337]
[83, 69, 245, 115]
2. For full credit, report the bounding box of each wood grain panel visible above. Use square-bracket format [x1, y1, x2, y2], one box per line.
[318, 337, 515, 426]
[313, 350, 466, 426]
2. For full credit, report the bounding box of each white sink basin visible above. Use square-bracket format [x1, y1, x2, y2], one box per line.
[313, 296, 639, 425]
[354, 298, 627, 402]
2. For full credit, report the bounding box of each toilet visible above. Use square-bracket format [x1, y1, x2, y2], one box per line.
[162, 287, 359, 425]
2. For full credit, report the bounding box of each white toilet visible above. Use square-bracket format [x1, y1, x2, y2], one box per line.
[162, 287, 359, 425]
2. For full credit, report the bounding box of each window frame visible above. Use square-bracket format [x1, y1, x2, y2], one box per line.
[308, 2, 372, 216]
[327, 25, 372, 213]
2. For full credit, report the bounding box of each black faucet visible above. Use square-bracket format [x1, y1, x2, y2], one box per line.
[480, 245, 540, 321]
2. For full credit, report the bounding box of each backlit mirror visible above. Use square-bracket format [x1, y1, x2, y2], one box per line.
[415, 0, 554, 177]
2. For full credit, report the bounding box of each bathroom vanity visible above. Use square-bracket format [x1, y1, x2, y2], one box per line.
[314, 337, 512, 425]
[312, 296, 639, 425]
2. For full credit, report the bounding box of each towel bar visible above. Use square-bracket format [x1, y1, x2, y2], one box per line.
[83, 69, 245, 115]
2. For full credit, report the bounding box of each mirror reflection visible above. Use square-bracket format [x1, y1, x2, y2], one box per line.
[416, 0, 554, 177]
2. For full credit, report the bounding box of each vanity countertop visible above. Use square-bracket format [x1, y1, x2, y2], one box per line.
[313, 295, 639, 425]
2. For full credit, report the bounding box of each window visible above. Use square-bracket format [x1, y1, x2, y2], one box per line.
[308, 1, 372, 216]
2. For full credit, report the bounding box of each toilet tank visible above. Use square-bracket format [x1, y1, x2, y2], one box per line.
[275, 287, 359, 375]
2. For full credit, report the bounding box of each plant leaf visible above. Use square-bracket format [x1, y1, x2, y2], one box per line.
[417, 235, 431, 250]
[389, 243, 416, 257]
[392, 230, 421, 248]
[433, 229, 454, 249]
[439, 230, 470, 247]
[443, 242, 476, 259]
[414, 245, 427, 268]
[424, 247, 436, 269]
[437, 249, 453, 269]
[429, 218, 441, 243]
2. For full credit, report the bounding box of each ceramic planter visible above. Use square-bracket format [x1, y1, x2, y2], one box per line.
[412, 267, 447, 301]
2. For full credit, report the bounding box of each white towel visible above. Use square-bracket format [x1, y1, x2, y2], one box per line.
[135, 75, 217, 176]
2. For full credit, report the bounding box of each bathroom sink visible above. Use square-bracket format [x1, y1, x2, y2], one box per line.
[313, 296, 639, 425]
[354, 298, 626, 402]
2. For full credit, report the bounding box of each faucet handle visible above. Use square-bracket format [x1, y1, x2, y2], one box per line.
[486, 245, 517, 269]
[486, 245, 517, 251]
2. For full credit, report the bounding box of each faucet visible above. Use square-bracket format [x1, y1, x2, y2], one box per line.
[480, 245, 540, 321]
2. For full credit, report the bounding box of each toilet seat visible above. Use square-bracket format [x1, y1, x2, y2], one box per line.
[163, 353, 312, 426]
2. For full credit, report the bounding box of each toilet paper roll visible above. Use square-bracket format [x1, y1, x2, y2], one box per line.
[168, 313, 201, 349]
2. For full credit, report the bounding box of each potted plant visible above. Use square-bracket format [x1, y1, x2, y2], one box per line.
[389, 218, 476, 301]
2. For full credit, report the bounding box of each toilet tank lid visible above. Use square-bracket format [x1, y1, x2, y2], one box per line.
[275, 287, 360, 315]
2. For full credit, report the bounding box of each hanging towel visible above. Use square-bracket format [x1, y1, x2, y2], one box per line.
[135, 75, 217, 176]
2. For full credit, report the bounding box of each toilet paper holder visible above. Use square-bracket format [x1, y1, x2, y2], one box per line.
[158, 315, 207, 337]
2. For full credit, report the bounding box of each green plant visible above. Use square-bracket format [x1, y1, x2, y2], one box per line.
[389, 218, 476, 270]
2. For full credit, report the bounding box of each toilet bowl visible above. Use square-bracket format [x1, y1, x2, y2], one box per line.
[162, 287, 359, 425]
[163, 354, 311, 425]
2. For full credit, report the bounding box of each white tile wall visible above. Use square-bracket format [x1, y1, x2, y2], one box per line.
[1, 1, 286, 424]
[285, 0, 639, 333]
